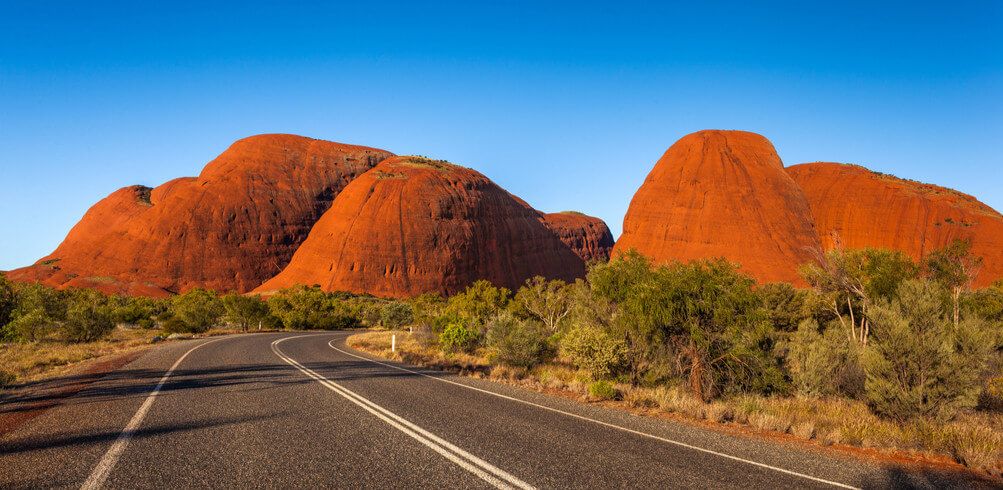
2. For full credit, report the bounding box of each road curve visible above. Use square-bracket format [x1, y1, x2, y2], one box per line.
[0, 332, 996, 489]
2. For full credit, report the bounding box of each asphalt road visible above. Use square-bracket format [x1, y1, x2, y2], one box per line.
[0, 332, 997, 489]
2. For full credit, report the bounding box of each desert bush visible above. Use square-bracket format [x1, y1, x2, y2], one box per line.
[786, 319, 864, 398]
[588, 380, 618, 401]
[7, 282, 67, 341]
[757, 282, 814, 333]
[222, 293, 270, 331]
[170, 288, 223, 333]
[560, 323, 626, 380]
[485, 312, 552, 368]
[0, 274, 16, 332]
[380, 302, 413, 329]
[864, 279, 993, 421]
[161, 317, 195, 334]
[62, 289, 115, 343]
[442, 280, 510, 333]
[511, 276, 572, 332]
[589, 252, 783, 400]
[109, 295, 166, 327]
[439, 322, 479, 353]
[266, 285, 358, 330]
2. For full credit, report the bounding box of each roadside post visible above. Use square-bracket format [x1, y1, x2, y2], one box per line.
[392, 334, 396, 353]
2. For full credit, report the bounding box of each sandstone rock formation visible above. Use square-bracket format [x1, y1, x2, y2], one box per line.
[613, 130, 821, 284]
[255, 156, 586, 297]
[541, 211, 615, 263]
[788, 162, 1003, 287]
[8, 134, 393, 296]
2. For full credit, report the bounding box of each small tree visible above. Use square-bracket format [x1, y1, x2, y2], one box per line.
[925, 238, 983, 327]
[801, 247, 918, 345]
[380, 302, 414, 330]
[512, 276, 572, 333]
[863, 279, 992, 421]
[8, 282, 66, 341]
[62, 289, 115, 342]
[443, 280, 510, 334]
[439, 322, 479, 353]
[222, 293, 270, 332]
[171, 288, 224, 333]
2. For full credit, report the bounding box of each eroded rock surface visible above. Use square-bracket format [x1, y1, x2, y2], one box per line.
[8, 134, 393, 296]
[613, 130, 821, 284]
[788, 162, 1003, 287]
[255, 156, 586, 297]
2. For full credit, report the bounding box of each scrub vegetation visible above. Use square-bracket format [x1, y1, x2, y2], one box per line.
[2, 239, 1000, 474]
[348, 240, 1003, 475]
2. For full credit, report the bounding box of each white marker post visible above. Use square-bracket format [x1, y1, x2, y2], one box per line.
[391, 334, 396, 353]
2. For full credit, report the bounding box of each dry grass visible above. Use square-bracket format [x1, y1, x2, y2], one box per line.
[0, 327, 156, 385]
[346, 330, 1003, 476]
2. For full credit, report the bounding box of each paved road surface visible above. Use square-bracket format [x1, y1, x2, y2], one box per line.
[0, 333, 996, 489]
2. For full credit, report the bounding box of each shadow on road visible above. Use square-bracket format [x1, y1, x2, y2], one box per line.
[857, 463, 1002, 489]
[0, 359, 426, 418]
[0, 412, 284, 456]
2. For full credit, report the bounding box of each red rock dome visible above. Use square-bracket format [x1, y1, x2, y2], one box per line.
[613, 130, 821, 284]
[788, 162, 1003, 287]
[255, 156, 586, 297]
[541, 212, 615, 263]
[8, 134, 393, 296]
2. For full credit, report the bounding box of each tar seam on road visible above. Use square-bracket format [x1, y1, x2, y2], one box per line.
[272, 335, 535, 490]
[80, 337, 226, 490]
[327, 336, 860, 490]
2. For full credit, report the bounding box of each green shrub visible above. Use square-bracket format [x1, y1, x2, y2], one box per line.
[439, 322, 479, 353]
[171, 288, 223, 333]
[560, 323, 626, 380]
[329, 314, 362, 330]
[588, 380, 618, 401]
[786, 319, 864, 398]
[162, 317, 196, 334]
[485, 313, 552, 368]
[7, 282, 67, 341]
[380, 302, 414, 329]
[109, 295, 166, 326]
[588, 252, 783, 400]
[62, 289, 115, 343]
[266, 285, 357, 330]
[442, 280, 510, 333]
[864, 280, 993, 421]
[222, 293, 270, 331]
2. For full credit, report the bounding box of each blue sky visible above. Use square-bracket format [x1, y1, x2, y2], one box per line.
[1, 1, 1000, 270]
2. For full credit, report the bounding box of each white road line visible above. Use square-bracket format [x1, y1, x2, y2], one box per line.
[81, 338, 225, 490]
[272, 336, 534, 490]
[328, 337, 860, 490]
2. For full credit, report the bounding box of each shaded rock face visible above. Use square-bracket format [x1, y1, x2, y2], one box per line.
[8, 134, 393, 296]
[788, 162, 1003, 287]
[541, 212, 615, 263]
[613, 130, 821, 284]
[255, 156, 586, 298]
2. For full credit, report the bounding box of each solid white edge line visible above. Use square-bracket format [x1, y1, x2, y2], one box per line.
[328, 336, 860, 490]
[81, 337, 226, 490]
[271, 335, 534, 490]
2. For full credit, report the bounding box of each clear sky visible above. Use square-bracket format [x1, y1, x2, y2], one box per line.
[1, 1, 1000, 270]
